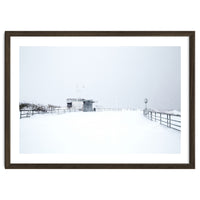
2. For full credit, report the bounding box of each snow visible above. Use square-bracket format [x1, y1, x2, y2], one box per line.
[164, 110, 181, 115]
[20, 110, 181, 154]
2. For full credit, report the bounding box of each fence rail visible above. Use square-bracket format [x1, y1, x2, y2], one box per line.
[20, 108, 133, 118]
[20, 108, 68, 119]
[144, 110, 181, 131]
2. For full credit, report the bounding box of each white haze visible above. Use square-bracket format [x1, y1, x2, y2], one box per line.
[20, 46, 181, 111]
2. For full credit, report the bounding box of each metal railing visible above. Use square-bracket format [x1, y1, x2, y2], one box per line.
[144, 110, 181, 131]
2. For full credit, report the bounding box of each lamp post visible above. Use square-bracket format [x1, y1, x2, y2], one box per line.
[144, 98, 148, 109]
[144, 98, 148, 115]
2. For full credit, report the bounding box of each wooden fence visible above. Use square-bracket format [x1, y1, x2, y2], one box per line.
[144, 110, 181, 131]
[20, 108, 68, 119]
[20, 107, 126, 118]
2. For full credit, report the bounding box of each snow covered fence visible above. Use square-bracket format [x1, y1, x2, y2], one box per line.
[95, 108, 136, 112]
[20, 110, 48, 118]
[144, 110, 181, 131]
[20, 107, 129, 118]
[20, 108, 68, 118]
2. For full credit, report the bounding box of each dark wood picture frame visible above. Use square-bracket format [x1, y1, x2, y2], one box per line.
[5, 31, 195, 169]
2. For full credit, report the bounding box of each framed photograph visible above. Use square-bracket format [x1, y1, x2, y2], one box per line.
[5, 31, 195, 169]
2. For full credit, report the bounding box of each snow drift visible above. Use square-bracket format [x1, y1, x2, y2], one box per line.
[20, 110, 181, 154]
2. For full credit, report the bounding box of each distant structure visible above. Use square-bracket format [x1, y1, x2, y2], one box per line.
[144, 98, 148, 109]
[66, 98, 95, 112]
[143, 98, 148, 115]
[83, 100, 95, 112]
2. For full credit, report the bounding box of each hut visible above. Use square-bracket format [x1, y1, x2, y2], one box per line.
[83, 100, 95, 112]
[66, 98, 95, 112]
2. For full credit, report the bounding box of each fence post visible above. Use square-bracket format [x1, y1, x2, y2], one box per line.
[144, 110, 181, 131]
[166, 114, 168, 127]
[160, 113, 161, 124]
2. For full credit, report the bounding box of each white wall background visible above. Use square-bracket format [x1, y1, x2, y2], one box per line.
[0, 0, 199, 200]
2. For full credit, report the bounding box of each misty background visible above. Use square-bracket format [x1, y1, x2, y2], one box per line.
[20, 46, 181, 111]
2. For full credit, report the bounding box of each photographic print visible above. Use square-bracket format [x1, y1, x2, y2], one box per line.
[5, 31, 195, 169]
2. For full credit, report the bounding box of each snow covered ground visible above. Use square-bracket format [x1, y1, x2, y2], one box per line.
[20, 110, 181, 154]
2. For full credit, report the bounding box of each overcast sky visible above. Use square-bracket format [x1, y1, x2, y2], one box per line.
[20, 46, 181, 111]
